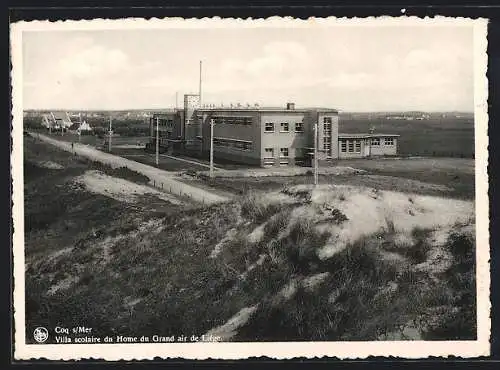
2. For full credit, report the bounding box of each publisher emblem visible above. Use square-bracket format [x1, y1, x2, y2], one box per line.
[33, 327, 49, 343]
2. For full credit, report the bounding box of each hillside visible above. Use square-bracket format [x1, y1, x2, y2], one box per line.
[24, 137, 476, 342]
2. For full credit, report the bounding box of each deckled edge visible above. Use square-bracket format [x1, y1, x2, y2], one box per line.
[10, 15, 491, 361]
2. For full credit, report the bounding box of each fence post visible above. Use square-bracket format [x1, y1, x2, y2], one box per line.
[154, 180, 156, 187]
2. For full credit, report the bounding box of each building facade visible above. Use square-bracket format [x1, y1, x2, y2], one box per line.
[338, 133, 399, 159]
[41, 112, 73, 130]
[149, 94, 398, 166]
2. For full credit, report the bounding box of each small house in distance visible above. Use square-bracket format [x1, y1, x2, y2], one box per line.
[338, 133, 400, 159]
[41, 112, 73, 130]
[77, 120, 93, 134]
[68, 120, 93, 135]
[50, 112, 73, 129]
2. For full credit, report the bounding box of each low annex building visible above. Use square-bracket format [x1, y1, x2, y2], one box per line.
[338, 133, 400, 159]
[149, 95, 399, 167]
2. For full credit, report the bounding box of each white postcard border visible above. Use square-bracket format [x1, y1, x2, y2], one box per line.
[11, 16, 490, 360]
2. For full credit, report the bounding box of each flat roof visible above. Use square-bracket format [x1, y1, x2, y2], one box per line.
[338, 133, 400, 139]
[151, 109, 182, 117]
[195, 107, 338, 114]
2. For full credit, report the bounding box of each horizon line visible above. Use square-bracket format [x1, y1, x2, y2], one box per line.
[22, 108, 475, 114]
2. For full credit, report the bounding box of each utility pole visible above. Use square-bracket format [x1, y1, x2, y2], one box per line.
[175, 91, 178, 109]
[209, 118, 214, 178]
[108, 116, 112, 152]
[78, 112, 82, 143]
[314, 122, 318, 186]
[156, 117, 160, 166]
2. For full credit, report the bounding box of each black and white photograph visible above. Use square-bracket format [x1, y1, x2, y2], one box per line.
[11, 16, 490, 360]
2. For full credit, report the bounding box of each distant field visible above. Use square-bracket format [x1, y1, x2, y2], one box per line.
[25, 112, 475, 159]
[339, 115, 475, 158]
[29, 130, 149, 148]
[195, 156, 475, 200]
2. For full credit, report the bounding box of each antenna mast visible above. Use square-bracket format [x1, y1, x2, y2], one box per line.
[199, 60, 202, 106]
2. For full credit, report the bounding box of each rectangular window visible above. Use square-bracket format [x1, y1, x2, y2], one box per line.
[323, 117, 332, 124]
[265, 122, 274, 132]
[384, 138, 394, 145]
[280, 122, 289, 132]
[323, 142, 331, 151]
[280, 148, 289, 157]
[323, 122, 332, 139]
[355, 140, 361, 153]
[371, 138, 380, 146]
[341, 140, 347, 152]
[264, 148, 274, 158]
[348, 140, 354, 153]
[295, 122, 304, 132]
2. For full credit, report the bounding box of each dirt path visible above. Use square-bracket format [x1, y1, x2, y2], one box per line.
[32, 133, 231, 205]
[159, 154, 222, 170]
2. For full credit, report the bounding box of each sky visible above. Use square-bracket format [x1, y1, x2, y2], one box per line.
[22, 22, 475, 112]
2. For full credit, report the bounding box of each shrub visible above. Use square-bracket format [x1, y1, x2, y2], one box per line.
[284, 221, 330, 274]
[397, 227, 433, 264]
[240, 194, 281, 223]
[88, 162, 150, 184]
[330, 208, 349, 224]
[264, 211, 290, 239]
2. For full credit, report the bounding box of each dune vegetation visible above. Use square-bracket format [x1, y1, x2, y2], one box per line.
[24, 137, 476, 343]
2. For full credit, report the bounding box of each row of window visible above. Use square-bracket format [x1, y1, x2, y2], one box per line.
[153, 118, 174, 127]
[264, 139, 395, 157]
[264, 121, 334, 133]
[340, 140, 363, 153]
[371, 137, 394, 146]
[264, 148, 289, 158]
[157, 116, 334, 129]
[213, 137, 253, 151]
[265, 122, 304, 133]
[323, 122, 332, 136]
[212, 116, 253, 125]
[340, 137, 396, 153]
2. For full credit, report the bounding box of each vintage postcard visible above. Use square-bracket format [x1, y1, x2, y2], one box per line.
[11, 16, 490, 360]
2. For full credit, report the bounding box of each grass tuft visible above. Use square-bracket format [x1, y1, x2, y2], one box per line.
[240, 193, 281, 223]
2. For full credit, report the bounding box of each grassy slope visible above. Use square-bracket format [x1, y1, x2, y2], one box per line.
[24, 138, 476, 343]
[202, 167, 474, 201]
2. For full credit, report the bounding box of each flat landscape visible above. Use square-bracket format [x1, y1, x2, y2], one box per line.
[24, 134, 476, 343]
[339, 113, 475, 158]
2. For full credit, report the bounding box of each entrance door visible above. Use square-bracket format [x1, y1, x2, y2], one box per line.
[364, 140, 371, 157]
